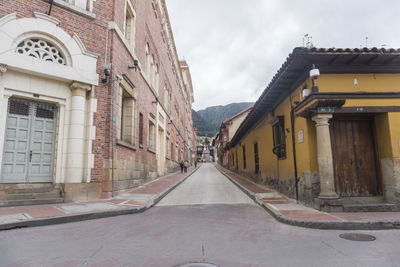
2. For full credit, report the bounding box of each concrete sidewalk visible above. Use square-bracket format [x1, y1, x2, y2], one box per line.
[0, 166, 198, 231]
[216, 164, 400, 230]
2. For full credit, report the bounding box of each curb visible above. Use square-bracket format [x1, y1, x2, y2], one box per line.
[216, 165, 400, 230]
[0, 166, 200, 231]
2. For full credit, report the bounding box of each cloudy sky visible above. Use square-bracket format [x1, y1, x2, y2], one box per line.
[165, 0, 400, 110]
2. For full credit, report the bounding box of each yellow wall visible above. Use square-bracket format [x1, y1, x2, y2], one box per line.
[316, 74, 400, 93]
[229, 73, 400, 189]
[229, 84, 318, 183]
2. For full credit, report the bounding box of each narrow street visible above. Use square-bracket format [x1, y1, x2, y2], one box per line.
[1, 163, 400, 267]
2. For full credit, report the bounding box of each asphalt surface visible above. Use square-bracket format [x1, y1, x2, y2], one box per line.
[1, 163, 400, 267]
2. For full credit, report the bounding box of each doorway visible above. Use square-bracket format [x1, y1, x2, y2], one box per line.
[330, 116, 380, 197]
[1, 98, 57, 183]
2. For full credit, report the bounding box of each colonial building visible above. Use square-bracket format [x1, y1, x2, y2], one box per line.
[0, 0, 195, 205]
[217, 106, 252, 168]
[227, 47, 400, 211]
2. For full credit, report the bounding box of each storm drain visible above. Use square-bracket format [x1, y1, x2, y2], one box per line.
[339, 233, 376, 242]
[175, 263, 219, 267]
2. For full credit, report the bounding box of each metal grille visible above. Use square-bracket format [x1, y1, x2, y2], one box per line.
[36, 103, 56, 119]
[8, 99, 30, 116]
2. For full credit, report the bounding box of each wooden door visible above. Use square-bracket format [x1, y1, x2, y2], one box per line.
[330, 117, 379, 196]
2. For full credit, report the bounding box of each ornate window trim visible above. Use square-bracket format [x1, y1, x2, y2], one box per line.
[14, 33, 71, 66]
[16, 38, 66, 65]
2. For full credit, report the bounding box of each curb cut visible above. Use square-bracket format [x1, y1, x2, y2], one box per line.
[216, 165, 400, 231]
[0, 166, 200, 231]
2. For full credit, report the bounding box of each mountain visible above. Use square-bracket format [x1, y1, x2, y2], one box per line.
[192, 102, 254, 137]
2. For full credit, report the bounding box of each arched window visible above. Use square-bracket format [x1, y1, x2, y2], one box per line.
[145, 44, 151, 76]
[16, 38, 66, 65]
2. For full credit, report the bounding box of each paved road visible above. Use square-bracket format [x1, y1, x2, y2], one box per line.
[157, 163, 254, 206]
[1, 163, 400, 267]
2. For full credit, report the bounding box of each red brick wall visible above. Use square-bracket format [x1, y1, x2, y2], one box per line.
[1, 0, 196, 197]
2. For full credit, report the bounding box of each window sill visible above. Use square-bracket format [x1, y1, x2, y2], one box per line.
[147, 147, 156, 154]
[47, 0, 96, 19]
[116, 140, 137, 151]
[139, 144, 144, 149]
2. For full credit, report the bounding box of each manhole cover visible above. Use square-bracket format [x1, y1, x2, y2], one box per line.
[175, 263, 219, 267]
[339, 233, 376, 242]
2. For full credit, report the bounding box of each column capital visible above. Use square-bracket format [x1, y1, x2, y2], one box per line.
[70, 81, 92, 92]
[312, 114, 333, 126]
[0, 64, 7, 74]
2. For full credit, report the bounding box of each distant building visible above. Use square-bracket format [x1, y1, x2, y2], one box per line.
[216, 106, 253, 167]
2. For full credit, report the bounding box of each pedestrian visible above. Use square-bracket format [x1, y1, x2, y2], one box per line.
[184, 161, 188, 173]
[194, 160, 197, 168]
[179, 161, 184, 173]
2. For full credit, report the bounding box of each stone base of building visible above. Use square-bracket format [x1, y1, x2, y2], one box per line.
[63, 183, 102, 202]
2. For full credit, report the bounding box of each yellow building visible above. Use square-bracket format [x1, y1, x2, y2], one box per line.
[227, 47, 400, 211]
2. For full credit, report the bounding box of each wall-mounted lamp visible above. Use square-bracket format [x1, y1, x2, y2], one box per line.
[152, 97, 159, 104]
[168, 117, 174, 124]
[128, 59, 139, 71]
[309, 64, 320, 93]
[101, 68, 110, 83]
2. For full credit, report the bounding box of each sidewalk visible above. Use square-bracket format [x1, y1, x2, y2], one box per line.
[0, 167, 198, 231]
[216, 164, 400, 230]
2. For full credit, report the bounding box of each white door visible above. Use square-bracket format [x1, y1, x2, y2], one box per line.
[1, 98, 57, 183]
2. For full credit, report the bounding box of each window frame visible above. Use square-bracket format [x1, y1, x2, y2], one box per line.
[139, 112, 144, 148]
[271, 116, 286, 160]
[242, 145, 246, 169]
[124, 0, 136, 50]
[254, 142, 259, 174]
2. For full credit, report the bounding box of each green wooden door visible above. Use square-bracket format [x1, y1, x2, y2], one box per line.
[1, 99, 57, 183]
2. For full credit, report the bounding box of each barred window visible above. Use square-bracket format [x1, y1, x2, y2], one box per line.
[271, 116, 286, 159]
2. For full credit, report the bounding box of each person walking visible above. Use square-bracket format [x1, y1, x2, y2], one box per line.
[194, 160, 197, 168]
[179, 161, 184, 173]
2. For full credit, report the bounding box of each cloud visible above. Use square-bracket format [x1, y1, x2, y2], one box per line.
[166, 0, 400, 110]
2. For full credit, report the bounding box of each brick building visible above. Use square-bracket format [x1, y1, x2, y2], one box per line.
[0, 0, 196, 205]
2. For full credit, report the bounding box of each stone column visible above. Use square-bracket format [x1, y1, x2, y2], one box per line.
[65, 82, 90, 183]
[312, 114, 338, 199]
[0, 64, 8, 175]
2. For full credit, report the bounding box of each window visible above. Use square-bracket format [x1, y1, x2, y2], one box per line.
[235, 151, 238, 171]
[124, 0, 136, 49]
[16, 38, 66, 65]
[148, 118, 156, 151]
[242, 145, 246, 169]
[254, 142, 259, 174]
[154, 64, 159, 93]
[117, 83, 136, 145]
[62, 0, 90, 11]
[166, 136, 171, 158]
[175, 143, 179, 161]
[139, 113, 144, 147]
[271, 116, 286, 159]
[145, 44, 151, 77]
[164, 87, 169, 112]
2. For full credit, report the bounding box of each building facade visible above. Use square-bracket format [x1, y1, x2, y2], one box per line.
[0, 0, 195, 204]
[217, 106, 252, 167]
[227, 48, 400, 211]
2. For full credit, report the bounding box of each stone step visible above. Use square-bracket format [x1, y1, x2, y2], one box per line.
[0, 191, 61, 200]
[0, 197, 64, 207]
[343, 203, 398, 212]
[0, 184, 61, 194]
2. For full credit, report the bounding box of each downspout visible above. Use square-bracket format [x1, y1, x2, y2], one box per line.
[290, 95, 299, 202]
[48, 0, 55, 15]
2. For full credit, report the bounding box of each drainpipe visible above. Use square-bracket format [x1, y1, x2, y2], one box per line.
[48, 0, 55, 15]
[290, 95, 299, 202]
